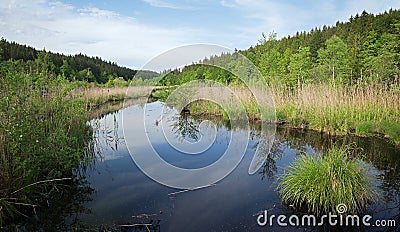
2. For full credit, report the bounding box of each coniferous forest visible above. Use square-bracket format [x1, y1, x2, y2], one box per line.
[0, 39, 159, 83]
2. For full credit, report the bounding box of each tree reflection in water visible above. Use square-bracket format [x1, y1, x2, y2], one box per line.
[171, 112, 201, 142]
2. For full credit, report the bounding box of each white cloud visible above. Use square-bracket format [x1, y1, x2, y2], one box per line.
[220, 0, 400, 43]
[220, 0, 236, 8]
[142, 0, 193, 10]
[0, 0, 200, 69]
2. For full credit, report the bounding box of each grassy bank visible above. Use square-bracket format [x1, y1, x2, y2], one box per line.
[171, 81, 400, 146]
[273, 81, 400, 145]
[0, 71, 156, 225]
[0, 71, 93, 225]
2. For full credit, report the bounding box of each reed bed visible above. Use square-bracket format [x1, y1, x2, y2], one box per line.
[272, 81, 400, 143]
[182, 80, 400, 144]
[182, 85, 269, 121]
[0, 73, 93, 225]
[71, 86, 154, 106]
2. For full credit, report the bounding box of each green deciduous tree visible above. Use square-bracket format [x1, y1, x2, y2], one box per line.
[60, 60, 73, 80]
[317, 35, 350, 84]
[288, 46, 313, 87]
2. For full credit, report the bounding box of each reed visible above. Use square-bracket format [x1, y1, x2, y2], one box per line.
[183, 82, 400, 144]
[71, 85, 154, 108]
[272, 81, 400, 143]
[184, 80, 400, 144]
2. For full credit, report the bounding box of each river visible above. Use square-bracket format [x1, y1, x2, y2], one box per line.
[32, 101, 400, 231]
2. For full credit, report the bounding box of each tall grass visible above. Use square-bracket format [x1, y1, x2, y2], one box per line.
[182, 80, 400, 144]
[278, 146, 378, 216]
[0, 71, 93, 225]
[172, 80, 399, 143]
[71, 85, 153, 107]
[272, 81, 400, 143]
[171, 85, 267, 121]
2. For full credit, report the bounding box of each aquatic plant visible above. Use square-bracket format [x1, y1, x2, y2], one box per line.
[278, 146, 378, 216]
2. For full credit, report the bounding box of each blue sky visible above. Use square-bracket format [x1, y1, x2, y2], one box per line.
[1, 0, 399, 70]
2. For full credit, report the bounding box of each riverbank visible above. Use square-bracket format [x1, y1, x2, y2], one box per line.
[70, 85, 153, 106]
[0, 72, 94, 226]
[274, 82, 400, 147]
[161, 82, 400, 147]
[0, 75, 154, 226]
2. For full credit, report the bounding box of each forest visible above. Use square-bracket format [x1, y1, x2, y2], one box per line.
[160, 9, 400, 87]
[0, 38, 158, 83]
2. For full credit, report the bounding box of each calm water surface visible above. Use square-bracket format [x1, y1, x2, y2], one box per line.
[73, 102, 400, 231]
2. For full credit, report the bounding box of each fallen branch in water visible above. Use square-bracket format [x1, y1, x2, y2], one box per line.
[11, 177, 72, 195]
[168, 183, 216, 196]
[132, 213, 158, 219]
[119, 223, 152, 231]
[119, 224, 153, 227]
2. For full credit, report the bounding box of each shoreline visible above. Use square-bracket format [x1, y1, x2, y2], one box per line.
[187, 110, 400, 149]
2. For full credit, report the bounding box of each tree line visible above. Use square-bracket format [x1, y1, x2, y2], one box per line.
[159, 9, 400, 87]
[0, 38, 158, 84]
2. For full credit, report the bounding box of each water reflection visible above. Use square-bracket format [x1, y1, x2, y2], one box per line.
[77, 104, 400, 231]
[171, 113, 200, 142]
[19, 178, 94, 231]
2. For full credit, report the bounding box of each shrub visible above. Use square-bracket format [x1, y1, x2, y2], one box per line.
[0, 71, 93, 224]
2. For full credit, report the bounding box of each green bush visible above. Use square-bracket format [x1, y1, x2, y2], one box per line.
[0, 71, 93, 224]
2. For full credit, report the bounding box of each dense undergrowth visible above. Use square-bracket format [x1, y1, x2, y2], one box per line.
[0, 62, 93, 226]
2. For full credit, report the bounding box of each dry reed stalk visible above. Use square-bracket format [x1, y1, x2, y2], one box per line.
[271, 82, 400, 133]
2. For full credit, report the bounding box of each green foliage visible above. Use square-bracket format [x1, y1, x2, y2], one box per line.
[288, 46, 312, 87]
[355, 121, 375, 135]
[317, 35, 350, 84]
[377, 121, 400, 143]
[354, 120, 400, 143]
[363, 31, 400, 82]
[60, 60, 73, 80]
[0, 67, 93, 224]
[158, 63, 236, 86]
[278, 146, 378, 216]
[76, 68, 95, 82]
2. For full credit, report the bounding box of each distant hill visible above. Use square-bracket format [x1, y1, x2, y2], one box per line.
[0, 38, 159, 83]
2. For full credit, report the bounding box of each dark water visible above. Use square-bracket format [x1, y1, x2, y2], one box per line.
[31, 102, 400, 231]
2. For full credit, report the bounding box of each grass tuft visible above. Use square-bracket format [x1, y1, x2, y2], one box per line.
[278, 146, 378, 216]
